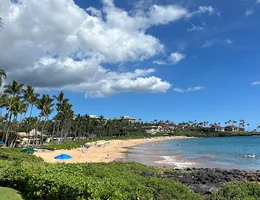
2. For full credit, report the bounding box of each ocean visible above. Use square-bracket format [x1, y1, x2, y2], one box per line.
[122, 136, 260, 170]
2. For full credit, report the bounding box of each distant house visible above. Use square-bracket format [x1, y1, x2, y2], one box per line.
[17, 129, 44, 138]
[225, 125, 240, 132]
[211, 125, 225, 132]
[176, 124, 185, 130]
[118, 116, 137, 124]
[141, 126, 162, 134]
[158, 122, 177, 131]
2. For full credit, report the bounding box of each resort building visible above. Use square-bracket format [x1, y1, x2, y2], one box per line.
[118, 116, 137, 124]
[211, 125, 225, 132]
[17, 129, 43, 138]
[141, 126, 163, 134]
[225, 125, 241, 132]
[158, 122, 177, 131]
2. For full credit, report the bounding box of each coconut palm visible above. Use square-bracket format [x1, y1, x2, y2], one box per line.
[36, 94, 54, 145]
[60, 101, 73, 142]
[4, 96, 20, 145]
[4, 80, 24, 97]
[23, 85, 39, 133]
[53, 91, 69, 141]
[0, 69, 7, 87]
[9, 101, 28, 147]
[0, 93, 8, 116]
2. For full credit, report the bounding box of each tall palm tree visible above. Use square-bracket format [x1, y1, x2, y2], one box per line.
[23, 85, 39, 133]
[4, 96, 20, 145]
[0, 93, 8, 116]
[0, 69, 7, 87]
[4, 80, 24, 97]
[9, 101, 28, 147]
[53, 91, 68, 142]
[36, 94, 54, 145]
[61, 102, 73, 142]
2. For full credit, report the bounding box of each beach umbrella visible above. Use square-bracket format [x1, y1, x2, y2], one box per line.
[54, 154, 72, 160]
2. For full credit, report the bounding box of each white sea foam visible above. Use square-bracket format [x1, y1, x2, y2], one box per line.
[155, 156, 195, 169]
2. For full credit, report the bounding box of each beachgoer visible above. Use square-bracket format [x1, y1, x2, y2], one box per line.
[107, 151, 110, 158]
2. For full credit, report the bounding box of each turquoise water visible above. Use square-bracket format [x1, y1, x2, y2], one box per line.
[123, 136, 260, 170]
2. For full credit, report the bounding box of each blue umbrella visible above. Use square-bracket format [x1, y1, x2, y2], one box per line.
[54, 154, 72, 160]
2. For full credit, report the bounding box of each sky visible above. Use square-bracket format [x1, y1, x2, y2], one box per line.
[0, 0, 260, 130]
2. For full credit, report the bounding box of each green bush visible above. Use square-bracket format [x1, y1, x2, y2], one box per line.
[205, 182, 260, 200]
[0, 148, 43, 162]
[0, 161, 201, 200]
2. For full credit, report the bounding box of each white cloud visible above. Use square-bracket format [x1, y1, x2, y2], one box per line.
[173, 88, 186, 93]
[225, 39, 233, 44]
[198, 6, 215, 14]
[0, 0, 213, 98]
[252, 81, 260, 86]
[202, 39, 233, 48]
[173, 86, 205, 93]
[187, 86, 205, 92]
[245, 9, 254, 16]
[168, 52, 186, 64]
[187, 23, 205, 32]
[153, 52, 185, 65]
[201, 40, 214, 48]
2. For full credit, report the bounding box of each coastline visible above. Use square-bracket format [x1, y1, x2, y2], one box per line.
[34, 136, 192, 163]
[119, 136, 260, 170]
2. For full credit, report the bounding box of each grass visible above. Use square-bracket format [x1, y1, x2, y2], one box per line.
[0, 187, 24, 200]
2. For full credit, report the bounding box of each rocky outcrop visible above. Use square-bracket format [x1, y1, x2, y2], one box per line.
[162, 168, 260, 195]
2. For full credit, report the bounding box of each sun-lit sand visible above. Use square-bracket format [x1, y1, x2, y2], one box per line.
[34, 136, 190, 163]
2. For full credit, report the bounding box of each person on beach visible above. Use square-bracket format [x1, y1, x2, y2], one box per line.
[107, 151, 110, 158]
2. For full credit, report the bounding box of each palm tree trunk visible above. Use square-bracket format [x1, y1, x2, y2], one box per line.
[34, 116, 42, 146]
[27, 104, 33, 138]
[55, 120, 61, 144]
[40, 116, 48, 146]
[4, 111, 13, 146]
[52, 120, 57, 144]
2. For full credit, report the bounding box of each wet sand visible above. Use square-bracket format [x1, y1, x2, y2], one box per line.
[34, 136, 190, 163]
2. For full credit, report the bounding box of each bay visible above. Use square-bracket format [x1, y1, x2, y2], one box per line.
[122, 136, 260, 170]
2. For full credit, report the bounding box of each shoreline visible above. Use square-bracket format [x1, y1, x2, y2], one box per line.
[34, 136, 192, 163]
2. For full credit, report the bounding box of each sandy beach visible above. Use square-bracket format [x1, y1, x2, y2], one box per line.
[34, 136, 190, 163]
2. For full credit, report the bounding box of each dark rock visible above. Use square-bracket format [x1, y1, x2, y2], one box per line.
[161, 168, 260, 195]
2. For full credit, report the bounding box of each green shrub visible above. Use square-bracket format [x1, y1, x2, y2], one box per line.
[0, 161, 201, 200]
[0, 148, 43, 162]
[205, 182, 260, 200]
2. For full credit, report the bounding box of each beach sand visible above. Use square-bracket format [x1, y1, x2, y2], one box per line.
[34, 136, 189, 163]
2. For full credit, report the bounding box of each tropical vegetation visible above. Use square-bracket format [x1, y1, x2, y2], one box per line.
[0, 149, 259, 200]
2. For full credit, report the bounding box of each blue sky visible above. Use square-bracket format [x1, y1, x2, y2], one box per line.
[1, 0, 260, 129]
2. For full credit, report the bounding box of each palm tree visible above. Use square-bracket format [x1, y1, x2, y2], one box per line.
[36, 94, 54, 145]
[4, 80, 24, 97]
[61, 102, 73, 142]
[23, 85, 39, 134]
[9, 101, 28, 147]
[0, 69, 7, 87]
[53, 91, 68, 142]
[4, 96, 20, 145]
[0, 69, 7, 116]
[0, 93, 8, 116]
